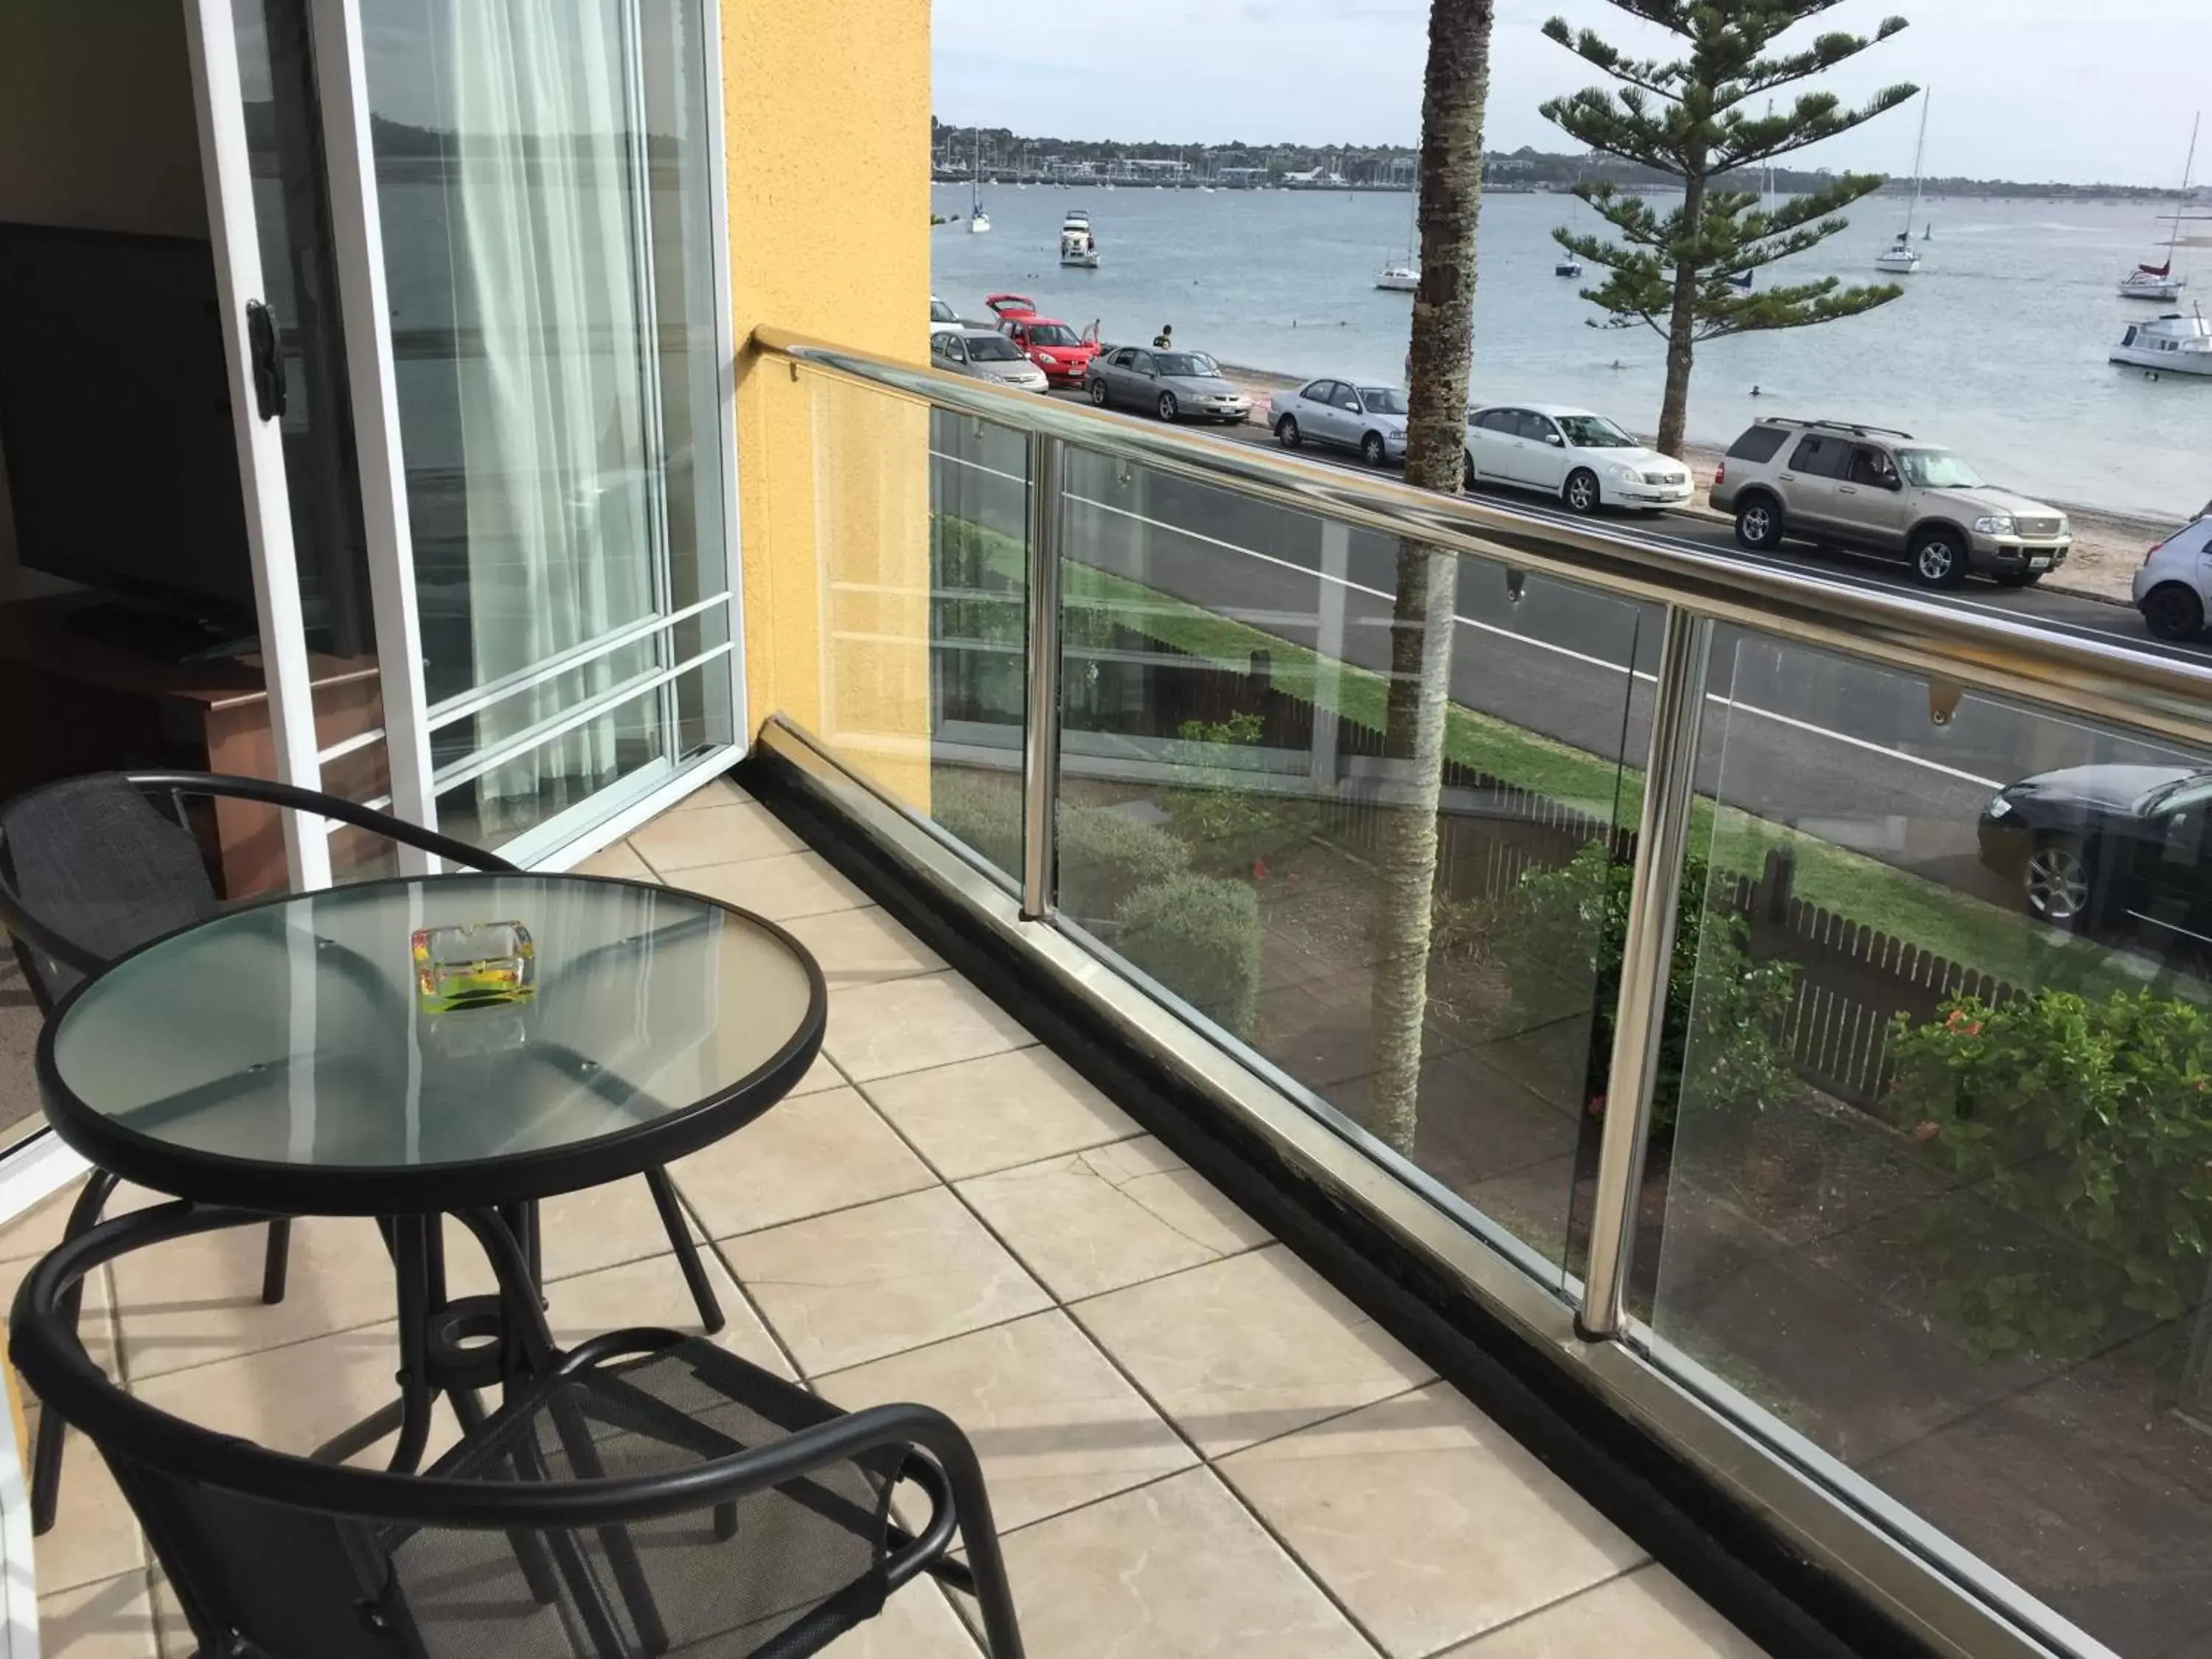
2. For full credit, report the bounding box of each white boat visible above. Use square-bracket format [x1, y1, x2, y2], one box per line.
[1555, 257, 1585, 278]
[2121, 114, 2198, 301]
[1376, 190, 1419, 291]
[968, 130, 990, 234]
[1060, 209, 1100, 268]
[2111, 308, 2212, 376]
[1876, 91, 1930, 274]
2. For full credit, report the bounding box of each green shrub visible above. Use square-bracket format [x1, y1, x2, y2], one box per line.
[1887, 988, 2212, 1360]
[1118, 873, 1262, 1036]
[1471, 843, 1799, 1131]
[1161, 712, 1315, 874]
[929, 771, 1189, 920]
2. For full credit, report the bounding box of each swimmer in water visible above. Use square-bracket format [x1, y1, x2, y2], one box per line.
[1751, 385, 1763, 397]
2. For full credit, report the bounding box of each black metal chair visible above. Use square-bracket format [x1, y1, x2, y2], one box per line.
[0, 771, 728, 1534]
[11, 1200, 1026, 1659]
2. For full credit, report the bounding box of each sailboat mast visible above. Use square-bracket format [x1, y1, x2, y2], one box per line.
[2167, 112, 2200, 265]
[1902, 91, 1929, 237]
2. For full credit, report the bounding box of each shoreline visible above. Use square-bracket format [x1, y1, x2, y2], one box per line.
[1216, 361, 2180, 603]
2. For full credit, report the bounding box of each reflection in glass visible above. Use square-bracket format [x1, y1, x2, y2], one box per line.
[362, 0, 730, 846]
[1046, 449, 1648, 1286]
[1649, 633, 2212, 1657]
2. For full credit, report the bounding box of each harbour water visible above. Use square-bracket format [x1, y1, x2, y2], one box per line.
[931, 183, 2211, 519]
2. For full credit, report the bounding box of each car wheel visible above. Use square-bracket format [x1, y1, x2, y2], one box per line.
[1734, 494, 1784, 550]
[2142, 581, 2206, 641]
[1274, 416, 1301, 448]
[1157, 392, 1178, 422]
[1910, 528, 1968, 589]
[1991, 570, 2042, 588]
[1562, 468, 1601, 514]
[1360, 431, 1388, 467]
[1462, 453, 1476, 491]
[2023, 835, 2091, 929]
[1088, 378, 1109, 407]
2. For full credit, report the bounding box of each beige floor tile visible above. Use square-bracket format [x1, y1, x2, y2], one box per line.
[538, 1250, 795, 1380]
[632, 801, 806, 872]
[959, 1137, 1268, 1303]
[1441, 1566, 1764, 1659]
[1220, 1383, 1646, 1656]
[31, 1422, 144, 1595]
[782, 906, 946, 989]
[531, 1172, 700, 1284]
[996, 1467, 1374, 1659]
[720, 1188, 1048, 1376]
[108, 1215, 398, 1382]
[572, 840, 655, 880]
[821, 1310, 1196, 1532]
[131, 1318, 465, 1469]
[1073, 1246, 1432, 1459]
[670, 776, 752, 812]
[0, 1180, 87, 1265]
[822, 974, 1034, 1085]
[821, 1579, 979, 1658]
[789, 1052, 849, 1098]
[675, 852, 869, 922]
[862, 1047, 1139, 1181]
[38, 1569, 158, 1659]
[674, 1087, 936, 1240]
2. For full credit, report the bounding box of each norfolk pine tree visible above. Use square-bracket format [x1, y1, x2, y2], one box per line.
[1540, 1, 1918, 456]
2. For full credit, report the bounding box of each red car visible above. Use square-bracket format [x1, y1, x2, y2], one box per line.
[985, 292, 1098, 386]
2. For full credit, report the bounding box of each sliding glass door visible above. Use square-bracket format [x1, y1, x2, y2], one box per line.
[357, 0, 735, 860]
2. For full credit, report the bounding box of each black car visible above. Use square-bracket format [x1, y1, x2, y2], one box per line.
[1978, 763, 2212, 941]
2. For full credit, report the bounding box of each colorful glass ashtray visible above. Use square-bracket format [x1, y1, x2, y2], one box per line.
[411, 920, 537, 1012]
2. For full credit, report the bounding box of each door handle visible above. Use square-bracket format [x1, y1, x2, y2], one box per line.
[1779, 473, 1795, 481]
[1839, 485, 1859, 495]
[245, 299, 287, 422]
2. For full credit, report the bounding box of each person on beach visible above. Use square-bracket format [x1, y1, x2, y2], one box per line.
[1153, 323, 1173, 348]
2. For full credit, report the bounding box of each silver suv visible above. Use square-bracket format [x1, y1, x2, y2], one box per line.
[1709, 418, 2072, 589]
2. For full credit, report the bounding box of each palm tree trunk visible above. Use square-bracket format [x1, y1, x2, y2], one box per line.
[1364, 0, 1493, 1155]
[1657, 167, 1706, 459]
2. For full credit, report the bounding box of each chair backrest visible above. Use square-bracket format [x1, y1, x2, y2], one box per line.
[0, 771, 517, 1013]
[0, 774, 220, 1012]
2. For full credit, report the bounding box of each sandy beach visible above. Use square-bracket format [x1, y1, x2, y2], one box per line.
[1217, 362, 2185, 605]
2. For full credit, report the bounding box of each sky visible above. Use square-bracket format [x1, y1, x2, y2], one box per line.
[932, 0, 2202, 189]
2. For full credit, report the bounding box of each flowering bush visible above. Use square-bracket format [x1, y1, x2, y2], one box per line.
[1886, 988, 2212, 1359]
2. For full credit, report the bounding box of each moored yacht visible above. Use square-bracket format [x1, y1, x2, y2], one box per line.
[2110, 309, 2212, 376]
[2121, 114, 2198, 300]
[1059, 209, 1100, 268]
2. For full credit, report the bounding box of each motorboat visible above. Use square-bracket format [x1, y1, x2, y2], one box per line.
[1060, 209, 1100, 268]
[1876, 90, 1930, 274]
[2110, 309, 2212, 376]
[1374, 260, 1418, 292]
[2121, 114, 2197, 300]
[1555, 256, 1585, 278]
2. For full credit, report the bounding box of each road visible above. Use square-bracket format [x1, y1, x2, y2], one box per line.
[928, 400, 2211, 914]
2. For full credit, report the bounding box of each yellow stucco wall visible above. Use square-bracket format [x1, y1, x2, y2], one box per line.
[723, 0, 936, 810]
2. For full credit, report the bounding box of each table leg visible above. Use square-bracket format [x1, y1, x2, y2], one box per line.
[386, 1214, 437, 1475]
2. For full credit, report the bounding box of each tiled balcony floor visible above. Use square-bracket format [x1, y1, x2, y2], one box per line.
[8, 776, 1764, 1659]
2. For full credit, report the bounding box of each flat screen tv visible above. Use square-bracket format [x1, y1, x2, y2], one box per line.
[0, 223, 256, 628]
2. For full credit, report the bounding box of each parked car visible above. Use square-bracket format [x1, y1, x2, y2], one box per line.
[930, 326, 1048, 392]
[1978, 762, 2212, 941]
[1085, 346, 1251, 423]
[1461, 404, 1692, 514]
[2132, 513, 2212, 639]
[1711, 417, 2073, 589]
[993, 309, 1099, 386]
[1270, 380, 1407, 466]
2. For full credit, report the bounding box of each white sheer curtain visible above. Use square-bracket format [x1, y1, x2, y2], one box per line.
[449, 0, 658, 835]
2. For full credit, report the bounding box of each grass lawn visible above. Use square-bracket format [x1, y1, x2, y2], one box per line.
[941, 517, 2135, 996]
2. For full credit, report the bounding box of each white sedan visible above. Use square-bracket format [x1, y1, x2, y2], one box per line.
[1462, 403, 1694, 515]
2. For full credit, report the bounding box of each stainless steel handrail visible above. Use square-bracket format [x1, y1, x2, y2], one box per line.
[754, 324, 2212, 754]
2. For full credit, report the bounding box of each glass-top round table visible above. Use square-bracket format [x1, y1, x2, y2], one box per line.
[36, 873, 827, 1215]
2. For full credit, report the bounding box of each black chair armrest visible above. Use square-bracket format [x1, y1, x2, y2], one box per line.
[123, 771, 520, 874]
